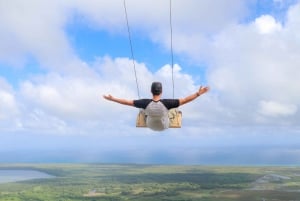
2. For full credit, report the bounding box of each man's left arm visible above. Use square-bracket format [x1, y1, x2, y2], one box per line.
[179, 86, 209, 106]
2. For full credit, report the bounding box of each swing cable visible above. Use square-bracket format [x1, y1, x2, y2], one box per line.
[123, 0, 140, 99]
[169, 0, 175, 98]
[124, 0, 174, 99]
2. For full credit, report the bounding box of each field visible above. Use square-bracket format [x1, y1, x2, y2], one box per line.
[1, 164, 300, 201]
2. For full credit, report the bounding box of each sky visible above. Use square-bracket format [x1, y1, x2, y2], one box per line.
[1, 0, 300, 165]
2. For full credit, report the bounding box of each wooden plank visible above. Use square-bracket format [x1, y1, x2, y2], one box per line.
[136, 109, 182, 128]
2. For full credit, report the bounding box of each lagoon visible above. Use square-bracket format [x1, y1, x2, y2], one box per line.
[0, 170, 54, 184]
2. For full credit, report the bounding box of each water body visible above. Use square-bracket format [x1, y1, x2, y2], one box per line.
[0, 170, 54, 184]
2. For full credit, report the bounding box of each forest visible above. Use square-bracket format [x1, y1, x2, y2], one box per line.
[1, 164, 300, 201]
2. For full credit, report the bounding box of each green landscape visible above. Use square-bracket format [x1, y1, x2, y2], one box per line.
[1, 164, 300, 201]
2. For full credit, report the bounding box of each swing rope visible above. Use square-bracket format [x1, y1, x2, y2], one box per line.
[124, 0, 175, 99]
[123, 0, 140, 99]
[169, 0, 175, 98]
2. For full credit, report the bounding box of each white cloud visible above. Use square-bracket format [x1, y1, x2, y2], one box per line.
[258, 100, 298, 117]
[0, 0, 74, 69]
[20, 73, 103, 121]
[6, 56, 198, 135]
[21, 109, 69, 134]
[0, 78, 22, 132]
[0, 0, 249, 69]
[206, 2, 300, 127]
[254, 15, 282, 34]
[0, 79, 19, 120]
[0, 91, 17, 117]
[140, 0, 249, 64]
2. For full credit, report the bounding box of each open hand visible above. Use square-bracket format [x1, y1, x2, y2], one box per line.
[103, 94, 113, 101]
[198, 86, 209, 95]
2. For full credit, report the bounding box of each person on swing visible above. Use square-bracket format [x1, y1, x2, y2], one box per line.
[103, 82, 209, 131]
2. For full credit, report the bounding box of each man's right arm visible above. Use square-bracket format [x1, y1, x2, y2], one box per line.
[103, 94, 134, 106]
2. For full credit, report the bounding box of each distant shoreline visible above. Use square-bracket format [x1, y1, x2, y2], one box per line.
[1, 163, 299, 167]
[0, 169, 55, 184]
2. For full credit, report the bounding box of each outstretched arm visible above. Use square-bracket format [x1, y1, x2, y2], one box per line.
[179, 86, 209, 106]
[103, 94, 134, 106]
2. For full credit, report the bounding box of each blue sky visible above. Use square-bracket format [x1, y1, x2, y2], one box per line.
[1, 0, 300, 164]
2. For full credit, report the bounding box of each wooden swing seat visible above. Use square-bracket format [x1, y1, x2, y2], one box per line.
[136, 108, 182, 128]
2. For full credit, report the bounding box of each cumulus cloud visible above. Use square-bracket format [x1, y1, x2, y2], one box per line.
[258, 100, 298, 117]
[0, 78, 19, 120]
[15, 57, 200, 135]
[0, 0, 249, 68]
[20, 73, 103, 120]
[0, 0, 300, 137]
[207, 1, 300, 127]
[254, 15, 282, 34]
[0, 0, 74, 68]
[0, 78, 22, 132]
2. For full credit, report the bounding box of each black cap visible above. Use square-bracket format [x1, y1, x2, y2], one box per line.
[151, 82, 162, 95]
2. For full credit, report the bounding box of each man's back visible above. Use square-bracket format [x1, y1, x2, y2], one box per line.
[145, 101, 169, 131]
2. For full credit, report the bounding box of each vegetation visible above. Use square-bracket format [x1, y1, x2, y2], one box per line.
[1, 164, 300, 201]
